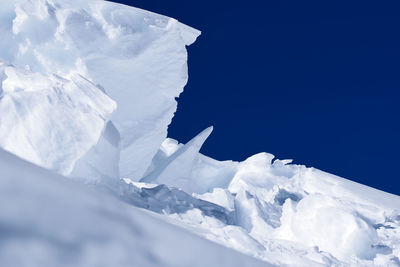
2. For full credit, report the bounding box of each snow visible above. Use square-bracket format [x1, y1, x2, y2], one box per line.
[144, 135, 239, 194]
[0, 148, 268, 267]
[279, 195, 378, 260]
[188, 152, 400, 266]
[0, 0, 200, 181]
[140, 146, 400, 266]
[140, 126, 214, 192]
[1, 0, 400, 266]
[0, 61, 116, 178]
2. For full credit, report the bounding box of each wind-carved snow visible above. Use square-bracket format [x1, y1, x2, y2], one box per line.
[0, 0, 200, 181]
[0, 61, 116, 177]
[156, 147, 400, 266]
[140, 126, 214, 192]
[1, 0, 400, 267]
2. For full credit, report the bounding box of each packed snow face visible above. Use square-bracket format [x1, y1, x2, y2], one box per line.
[0, 0, 200, 181]
[0, 61, 116, 177]
[1, 0, 400, 267]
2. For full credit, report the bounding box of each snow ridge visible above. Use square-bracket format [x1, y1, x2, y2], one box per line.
[0, 0, 399, 267]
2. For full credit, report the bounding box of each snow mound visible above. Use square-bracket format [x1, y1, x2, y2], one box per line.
[0, 0, 200, 182]
[145, 146, 400, 266]
[277, 194, 378, 261]
[0, 148, 268, 267]
[0, 61, 116, 177]
[1, 0, 400, 266]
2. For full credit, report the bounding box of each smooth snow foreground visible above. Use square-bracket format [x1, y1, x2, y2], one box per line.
[0, 0, 399, 266]
[0, 148, 268, 267]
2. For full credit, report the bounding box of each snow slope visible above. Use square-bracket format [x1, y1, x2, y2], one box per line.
[1, 0, 400, 266]
[0, 148, 268, 267]
[141, 136, 400, 266]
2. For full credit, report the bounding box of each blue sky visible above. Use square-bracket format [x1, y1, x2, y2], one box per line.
[118, 0, 400, 195]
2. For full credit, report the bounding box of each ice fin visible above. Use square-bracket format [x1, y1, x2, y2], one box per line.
[140, 126, 213, 192]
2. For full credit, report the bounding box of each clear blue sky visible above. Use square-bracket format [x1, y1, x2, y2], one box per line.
[117, 0, 400, 195]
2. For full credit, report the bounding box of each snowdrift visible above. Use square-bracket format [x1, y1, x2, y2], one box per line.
[0, 148, 267, 267]
[0, 0, 399, 266]
[0, 0, 200, 182]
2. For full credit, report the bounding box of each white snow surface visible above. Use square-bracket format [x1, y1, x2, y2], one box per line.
[1, 0, 400, 267]
[0, 61, 116, 178]
[0, 148, 268, 267]
[0, 0, 200, 180]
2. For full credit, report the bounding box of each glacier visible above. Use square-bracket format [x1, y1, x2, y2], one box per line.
[0, 0, 400, 266]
